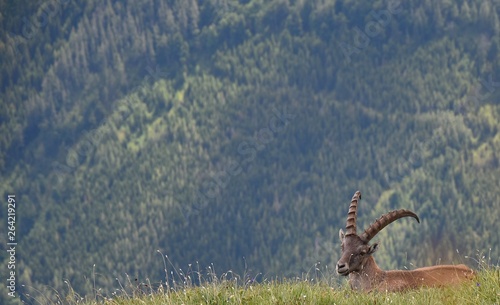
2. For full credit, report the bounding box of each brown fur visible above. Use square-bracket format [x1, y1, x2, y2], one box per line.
[347, 256, 475, 292]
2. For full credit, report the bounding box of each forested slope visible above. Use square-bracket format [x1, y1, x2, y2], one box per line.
[1, 0, 499, 303]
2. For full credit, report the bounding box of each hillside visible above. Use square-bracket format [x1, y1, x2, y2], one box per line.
[1, 0, 500, 303]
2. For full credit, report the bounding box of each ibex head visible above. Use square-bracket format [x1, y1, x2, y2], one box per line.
[336, 191, 420, 276]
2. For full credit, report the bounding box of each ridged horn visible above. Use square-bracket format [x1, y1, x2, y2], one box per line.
[360, 209, 420, 242]
[345, 191, 361, 236]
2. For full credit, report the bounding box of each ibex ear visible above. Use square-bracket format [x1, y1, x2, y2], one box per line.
[339, 229, 345, 241]
[368, 243, 379, 254]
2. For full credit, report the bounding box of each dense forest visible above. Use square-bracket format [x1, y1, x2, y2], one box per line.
[1, 0, 500, 303]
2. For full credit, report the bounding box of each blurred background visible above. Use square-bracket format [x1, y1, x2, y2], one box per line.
[1, 0, 499, 303]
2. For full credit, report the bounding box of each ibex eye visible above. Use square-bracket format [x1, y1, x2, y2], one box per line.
[360, 251, 366, 256]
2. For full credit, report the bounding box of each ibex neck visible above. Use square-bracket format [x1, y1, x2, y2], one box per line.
[349, 256, 385, 291]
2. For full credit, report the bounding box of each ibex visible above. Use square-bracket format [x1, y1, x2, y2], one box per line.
[336, 191, 475, 292]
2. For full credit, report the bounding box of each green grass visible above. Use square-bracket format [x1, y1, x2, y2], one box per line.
[63, 266, 499, 305]
[22, 253, 499, 305]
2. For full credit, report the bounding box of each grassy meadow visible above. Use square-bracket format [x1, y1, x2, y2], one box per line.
[45, 264, 499, 305]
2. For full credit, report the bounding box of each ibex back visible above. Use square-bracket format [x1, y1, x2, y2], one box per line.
[336, 191, 475, 292]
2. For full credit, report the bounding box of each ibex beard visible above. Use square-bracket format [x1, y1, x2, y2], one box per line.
[336, 191, 475, 292]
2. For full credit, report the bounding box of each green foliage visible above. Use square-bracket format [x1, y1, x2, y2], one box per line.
[1, 0, 500, 303]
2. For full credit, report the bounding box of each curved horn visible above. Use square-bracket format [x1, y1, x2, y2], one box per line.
[345, 191, 361, 236]
[360, 209, 420, 242]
